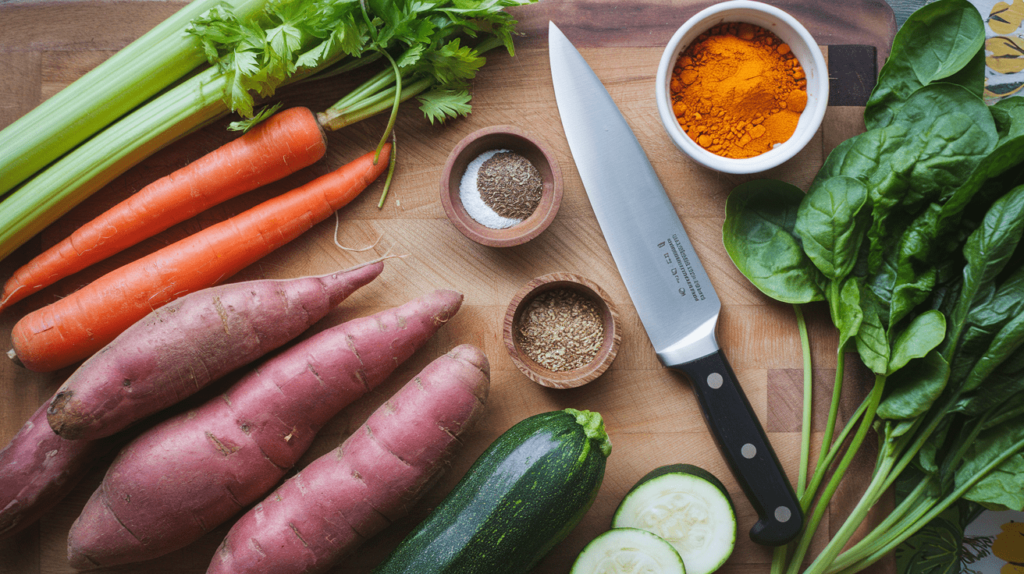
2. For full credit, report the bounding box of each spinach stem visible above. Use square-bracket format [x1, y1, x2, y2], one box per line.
[795, 305, 813, 498]
[800, 396, 869, 511]
[827, 478, 935, 571]
[802, 444, 898, 574]
[816, 350, 845, 469]
[770, 545, 789, 574]
[828, 435, 1024, 574]
[785, 375, 885, 574]
[877, 395, 959, 495]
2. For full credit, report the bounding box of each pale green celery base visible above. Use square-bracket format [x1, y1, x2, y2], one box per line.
[0, 0, 268, 197]
[0, 68, 228, 261]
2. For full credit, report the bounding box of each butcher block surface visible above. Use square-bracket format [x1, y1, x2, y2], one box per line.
[0, 1, 897, 573]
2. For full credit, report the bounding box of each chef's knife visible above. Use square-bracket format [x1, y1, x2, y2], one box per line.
[548, 22, 802, 546]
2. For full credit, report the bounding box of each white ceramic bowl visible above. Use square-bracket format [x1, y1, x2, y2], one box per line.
[655, 1, 828, 174]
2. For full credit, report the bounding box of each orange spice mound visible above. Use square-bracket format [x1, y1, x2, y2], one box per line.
[670, 22, 808, 159]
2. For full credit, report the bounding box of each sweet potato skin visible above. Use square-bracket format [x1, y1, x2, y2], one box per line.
[206, 344, 490, 574]
[47, 262, 384, 441]
[66, 290, 464, 569]
[0, 399, 109, 540]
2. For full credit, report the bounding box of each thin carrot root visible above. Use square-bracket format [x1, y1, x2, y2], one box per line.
[332, 211, 385, 252]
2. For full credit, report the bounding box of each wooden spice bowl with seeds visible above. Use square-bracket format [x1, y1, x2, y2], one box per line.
[504, 273, 620, 389]
[440, 125, 563, 247]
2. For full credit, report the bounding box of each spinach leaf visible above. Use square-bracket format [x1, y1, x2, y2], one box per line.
[964, 265, 1024, 333]
[812, 130, 890, 186]
[981, 391, 1024, 430]
[920, 417, 953, 474]
[795, 176, 869, 281]
[856, 285, 891, 375]
[957, 346, 1024, 416]
[992, 96, 1024, 142]
[893, 269, 937, 328]
[867, 245, 899, 326]
[864, 0, 985, 130]
[878, 350, 950, 420]
[957, 418, 1024, 511]
[830, 277, 864, 351]
[891, 244, 939, 327]
[946, 185, 1024, 352]
[723, 180, 825, 304]
[944, 48, 987, 100]
[889, 310, 947, 374]
[949, 265, 1024, 406]
[866, 85, 998, 271]
[961, 311, 1024, 394]
[935, 125, 1024, 234]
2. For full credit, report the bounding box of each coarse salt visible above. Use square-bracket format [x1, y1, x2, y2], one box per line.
[459, 149, 523, 229]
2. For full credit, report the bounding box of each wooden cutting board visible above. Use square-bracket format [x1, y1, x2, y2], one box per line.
[0, 1, 897, 573]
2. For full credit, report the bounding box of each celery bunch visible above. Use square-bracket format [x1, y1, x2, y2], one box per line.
[0, 0, 269, 198]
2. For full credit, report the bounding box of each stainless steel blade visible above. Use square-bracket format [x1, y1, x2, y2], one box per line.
[548, 22, 721, 366]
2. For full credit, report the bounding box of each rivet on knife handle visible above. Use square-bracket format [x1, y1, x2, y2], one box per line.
[670, 350, 803, 546]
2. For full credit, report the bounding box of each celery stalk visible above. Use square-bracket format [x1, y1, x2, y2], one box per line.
[0, 0, 268, 198]
[0, 69, 229, 261]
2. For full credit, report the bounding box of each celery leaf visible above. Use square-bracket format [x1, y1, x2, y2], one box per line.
[227, 102, 284, 133]
[418, 89, 472, 124]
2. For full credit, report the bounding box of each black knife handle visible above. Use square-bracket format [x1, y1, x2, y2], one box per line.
[668, 350, 803, 546]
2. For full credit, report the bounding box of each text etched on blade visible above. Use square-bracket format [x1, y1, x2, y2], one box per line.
[659, 234, 705, 302]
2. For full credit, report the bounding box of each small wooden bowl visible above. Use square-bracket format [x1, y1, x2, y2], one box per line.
[440, 125, 563, 247]
[504, 273, 620, 389]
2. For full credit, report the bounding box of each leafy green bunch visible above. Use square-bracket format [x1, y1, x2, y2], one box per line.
[188, 0, 531, 125]
[186, 0, 370, 118]
[721, 1, 1024, 572]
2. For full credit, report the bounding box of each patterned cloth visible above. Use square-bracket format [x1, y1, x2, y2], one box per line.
[975, 0, 1024, 101]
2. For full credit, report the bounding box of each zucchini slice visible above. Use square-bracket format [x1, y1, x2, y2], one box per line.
[571, 528, 685, 574]
[612, 464, 736, 574]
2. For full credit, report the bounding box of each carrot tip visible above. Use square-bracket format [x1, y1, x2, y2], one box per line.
[7, 348, 23, 368]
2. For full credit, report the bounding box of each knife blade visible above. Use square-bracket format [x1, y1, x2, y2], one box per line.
[548, 22, 802, 546]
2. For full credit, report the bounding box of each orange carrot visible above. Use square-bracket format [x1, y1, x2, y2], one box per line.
[0, 107, 327, 315]
[9, 144, 390, 373]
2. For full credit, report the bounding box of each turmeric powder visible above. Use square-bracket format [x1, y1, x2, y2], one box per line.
[670, 22, 807, 159]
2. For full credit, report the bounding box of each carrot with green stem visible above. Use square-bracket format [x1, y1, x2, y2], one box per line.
[0, 0, 533, 263]
[0, 107, 327, 315]
[9, 144, 390, 373]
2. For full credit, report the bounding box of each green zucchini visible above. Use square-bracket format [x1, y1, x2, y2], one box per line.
[571, 528, 685, 574]
[373, 408, 612, 574]
[612, 464, 736, 574]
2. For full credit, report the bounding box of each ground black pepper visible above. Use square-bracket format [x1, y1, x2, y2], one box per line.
[477, 151, 543, 220]
[517, 288, 604, 372]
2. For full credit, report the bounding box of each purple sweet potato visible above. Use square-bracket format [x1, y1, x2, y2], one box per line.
[47, 261, 384, 441]
[0, 399, 110, 539]
[207, 344, 490, 574]
[66, 289, 464, 569]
